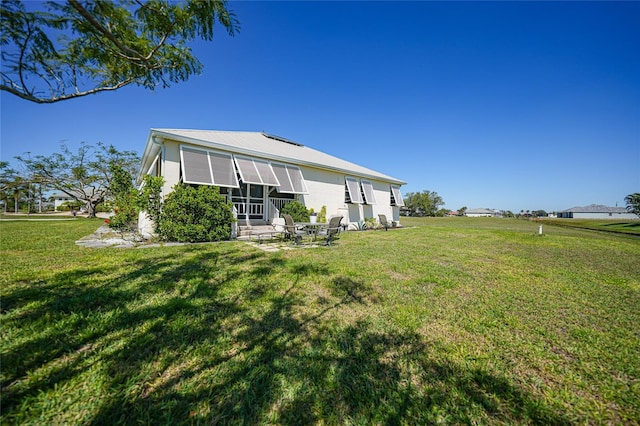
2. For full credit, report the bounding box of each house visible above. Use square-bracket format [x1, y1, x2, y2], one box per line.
[51, 192, 77, 211]
[556, 204, 637, 220]
[465, 208, 495, 217]
[136, 129, 406, 235]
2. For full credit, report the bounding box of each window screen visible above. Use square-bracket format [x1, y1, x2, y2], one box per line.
[209, 151, 238, 187]
[272, 163, 293, 192]
[287, 166, 308, 194]
[234, 156, 262, 184]
[345, 177, 364, 204]
[253, 159, 280, 186]
[180, 146, 238, 187]
[361, 180, 376, 204]
[391, 186, 405, 207]
[181, 147, 213, 185]
[272, 163, 307, 194]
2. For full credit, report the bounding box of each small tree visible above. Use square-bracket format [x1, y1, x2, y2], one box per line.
[158, 184, 234, 242]
[18, 142, 139, 218]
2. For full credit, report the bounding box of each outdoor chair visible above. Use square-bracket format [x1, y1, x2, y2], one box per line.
[283, 214, 308, 245]
[378, 214, 392, 231]
[318, 215, 343, 246]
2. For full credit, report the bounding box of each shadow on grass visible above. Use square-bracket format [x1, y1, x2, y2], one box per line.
[2, 244, 570, 425]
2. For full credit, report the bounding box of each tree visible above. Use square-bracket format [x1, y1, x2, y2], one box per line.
[403, 190, 444, 217]
[457, 206, 467, 216]
[624, 193, 640, 218]
[1, 0, 239, 103]
[0, 161, 17, 212]
[18, 142, 139, 217]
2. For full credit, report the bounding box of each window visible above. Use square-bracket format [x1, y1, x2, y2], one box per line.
[234, 156, 280, 186]
[180, 146, 239, 187]
[345, 177, 364, 204]
[390, 186, 404, 207]
[271, 163, 308, 194]
[361, 180, 376, 204]
[181, 147, 213, 185]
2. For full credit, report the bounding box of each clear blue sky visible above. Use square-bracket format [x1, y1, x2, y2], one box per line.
[1, 1, 639, 213]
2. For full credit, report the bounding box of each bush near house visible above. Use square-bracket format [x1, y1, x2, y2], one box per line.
[280, 200, 310, 222]
[157, 184, 235, 242]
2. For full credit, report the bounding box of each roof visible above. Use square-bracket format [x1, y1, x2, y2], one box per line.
[466, 208, 494, 214]
[560, 204, 628, 213]
[138, 129, 406, 185]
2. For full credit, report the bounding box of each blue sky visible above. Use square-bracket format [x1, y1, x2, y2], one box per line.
[1, 1, 639, 213]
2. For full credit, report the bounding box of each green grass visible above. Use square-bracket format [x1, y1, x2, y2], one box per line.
[1, 217, 639, 424]
[539, 218, 640, 236]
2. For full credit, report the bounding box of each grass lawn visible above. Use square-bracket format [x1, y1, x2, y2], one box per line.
[538, 218, 640, 236]
[1, 217, 639, 424]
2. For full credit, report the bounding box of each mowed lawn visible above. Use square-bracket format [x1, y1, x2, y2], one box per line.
[1, 217, 639, 424]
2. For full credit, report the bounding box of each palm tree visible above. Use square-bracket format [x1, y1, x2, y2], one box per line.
[624, 193, 640, 218]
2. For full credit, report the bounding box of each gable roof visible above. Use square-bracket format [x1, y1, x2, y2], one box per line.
[560, 204, 628, 213]
[139, 129, 406, 185]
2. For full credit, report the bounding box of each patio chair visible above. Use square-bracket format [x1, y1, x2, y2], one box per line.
[378, 214, 391, 231]
[318, 215, 343, 246]
[283, 214, 308, 245]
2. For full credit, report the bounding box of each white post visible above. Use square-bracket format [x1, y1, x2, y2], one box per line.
[538, 224, 543, 235]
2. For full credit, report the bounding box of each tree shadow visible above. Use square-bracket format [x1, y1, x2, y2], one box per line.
[3, 244, 571, 424]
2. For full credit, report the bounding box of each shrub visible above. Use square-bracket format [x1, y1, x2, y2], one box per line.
[108, 164, 138, 231]
[138, 175, 164, 232]
[57, 201, 83, 212]
[280, 200, 310, 222]
[158, 184, 235, 242]
[318, 205, 327, 223]
[365, 217, 378, 229]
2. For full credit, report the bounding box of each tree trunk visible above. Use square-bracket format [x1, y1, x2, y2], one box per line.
[87, 201, 98, 218]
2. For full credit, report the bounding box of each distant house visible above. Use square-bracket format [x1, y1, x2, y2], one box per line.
[557, 204, 637, 220]
[136, 129, 407, 233]
[51, 192, 77, 211]
[465, 208, 494, 217]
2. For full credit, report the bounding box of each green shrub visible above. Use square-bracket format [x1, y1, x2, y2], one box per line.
[365, 217, 378, 229]
[280, 200, 310, 222]
[318, 205, 327, 223]
[158, 184, 235, 242]
[57, 201, 83, 212]
[108, 164, 138, 231]
[138, 175, 164, 233]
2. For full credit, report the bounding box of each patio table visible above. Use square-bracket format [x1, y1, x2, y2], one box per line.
[294, 222, 329, 242]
